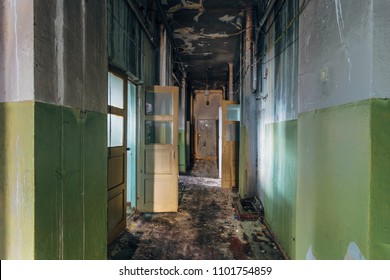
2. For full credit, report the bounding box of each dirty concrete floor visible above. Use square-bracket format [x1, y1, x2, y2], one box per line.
[108, 161, 283, 260]
[188, 159, 219, 178]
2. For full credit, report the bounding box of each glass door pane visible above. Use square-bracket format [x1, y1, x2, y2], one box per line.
[145, 91, 173, 115]
[145, 121, 173, 144]
[108, 72, 124, 109]
[107, 114, 124, 147]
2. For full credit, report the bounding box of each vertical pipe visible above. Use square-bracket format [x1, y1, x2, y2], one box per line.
[159, 24, 167, 86]
[228, 62, 234, 100]
[245, 9, 253, 94]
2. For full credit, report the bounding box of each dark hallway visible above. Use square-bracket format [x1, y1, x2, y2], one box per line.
[1, 0, 390, 262]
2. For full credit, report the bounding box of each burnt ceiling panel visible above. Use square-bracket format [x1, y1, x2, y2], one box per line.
[161, 0, 258, 90]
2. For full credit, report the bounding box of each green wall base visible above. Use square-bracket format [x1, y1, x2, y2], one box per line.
[239, 126, 247, 198]
[370, 99, 390, 259]
[264, 119, 297, 259]
[34, 102, 107, 259]
[261, 99, 390, 260]
[0, 102, 35, 259]
[0, 101, 107, 259]
[178, 130, 186, 173]
[296, 100, 371, 259]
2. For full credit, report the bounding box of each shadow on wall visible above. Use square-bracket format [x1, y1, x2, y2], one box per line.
[0, 3, 7, 259]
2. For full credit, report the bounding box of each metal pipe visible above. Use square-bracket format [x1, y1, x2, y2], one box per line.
[259, 0, 277, 28]
[153, 0, 185, 74]
[172, 72, 181, 87]
[160, 25, 167, 86]
[228, 62, 234, 100]
[126, 0, 157, 48]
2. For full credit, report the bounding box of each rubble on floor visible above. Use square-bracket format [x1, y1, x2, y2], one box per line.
[188, 159, 219, 178]
[108, 175, 283, 260]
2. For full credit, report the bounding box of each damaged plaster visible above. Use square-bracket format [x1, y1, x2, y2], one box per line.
[174, 27, 236, 55]
[219, 14, 242, 30]
[306, 242, 366, 260]
[167, 0, 204, 22]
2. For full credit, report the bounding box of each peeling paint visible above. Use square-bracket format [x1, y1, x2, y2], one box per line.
[168, 1, 203, 14]
[193, 11, 204, 22]
[174, 27, 231, 54]
[306, 245, 316, 260]
[344, 242, 365, 260]
[219, 14, 236, 22]
[218, 14, 242, 30]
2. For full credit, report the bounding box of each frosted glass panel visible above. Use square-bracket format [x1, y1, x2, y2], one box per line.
[108, 73, 124, 109]
[108, 114, 124, 147]
[226, 123, 239, 141]
[145, 91, 172, 115]
[145, 121, 173, 144]
[227, 104, 240, 121]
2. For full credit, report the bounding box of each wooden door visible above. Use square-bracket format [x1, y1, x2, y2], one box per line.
[137, 86, 179, 212]
[107, 72, 127, 243]
[197, 119, 217, 159]
[221, 101, 240, 189]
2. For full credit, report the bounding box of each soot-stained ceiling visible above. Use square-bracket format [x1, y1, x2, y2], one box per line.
[161, 0, 258, 90]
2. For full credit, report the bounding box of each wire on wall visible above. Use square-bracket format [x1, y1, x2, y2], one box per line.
[233, 0, 312, 97]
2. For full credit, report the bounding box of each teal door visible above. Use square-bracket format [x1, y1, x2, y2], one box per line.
[127, 82, 137, 209]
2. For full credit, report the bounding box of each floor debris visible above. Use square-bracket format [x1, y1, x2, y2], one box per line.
[108, 160, 283, 260]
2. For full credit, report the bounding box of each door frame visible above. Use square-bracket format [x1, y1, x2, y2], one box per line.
[221, 100, 240, 189]
[107, 68, 128, 244]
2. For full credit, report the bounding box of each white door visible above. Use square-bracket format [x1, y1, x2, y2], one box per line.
[137, 86, 179, 212]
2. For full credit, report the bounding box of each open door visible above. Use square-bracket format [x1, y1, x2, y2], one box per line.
[107, 72, 127, 243]
[221, 100, 240, 189]
[137, 86, 179, 212]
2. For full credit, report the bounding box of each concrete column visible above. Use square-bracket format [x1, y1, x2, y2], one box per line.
[1, 0, 107, 259]
[0, 0, 36, 260]
[239, 8, 257, 199]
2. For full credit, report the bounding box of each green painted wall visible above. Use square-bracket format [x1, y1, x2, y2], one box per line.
[0, 102, 35, 259]
[34, 102, 107, 259]
[239, 126, 247, 198]
[370, 99, 390, 259]
[0, 102, 107, 259]
[178, 129, 186, 173]
[264, 119, 297, 259]
[296, 100, 371, 259]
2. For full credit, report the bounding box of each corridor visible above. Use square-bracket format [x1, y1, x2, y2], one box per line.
[108, 161, 283, 260]
[1, 0, 390, 260]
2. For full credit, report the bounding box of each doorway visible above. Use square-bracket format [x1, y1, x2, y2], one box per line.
[107, 71, 127, 243]
[197, 119, 217, 159]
